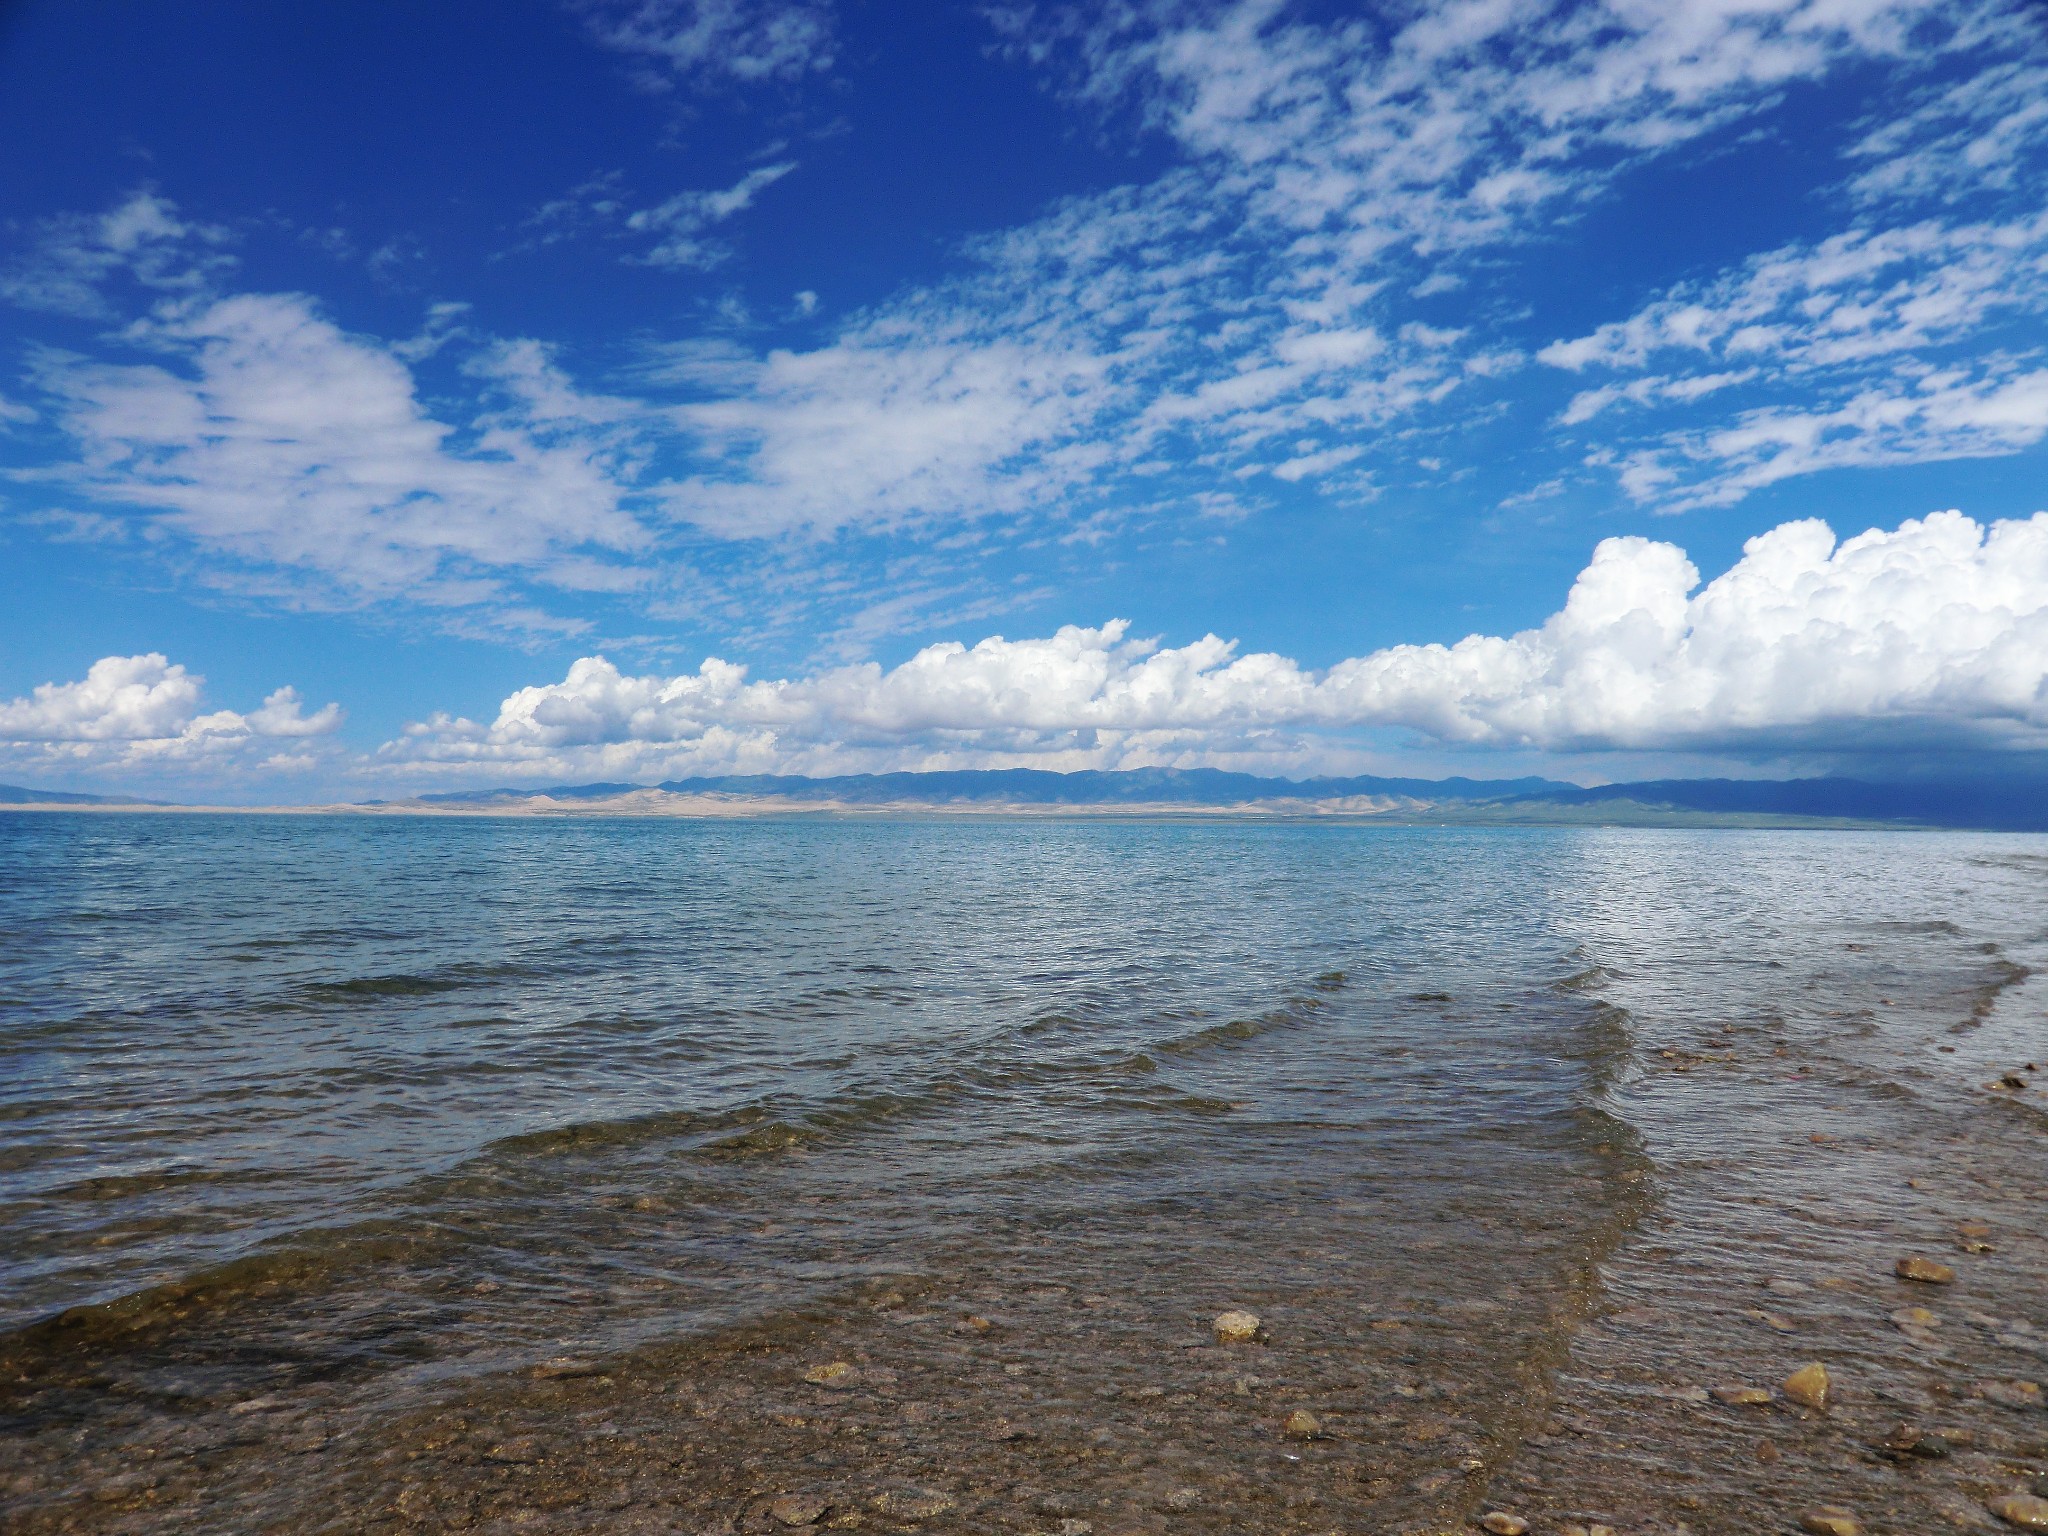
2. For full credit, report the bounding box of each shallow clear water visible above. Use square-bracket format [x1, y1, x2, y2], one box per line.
[2, 815, 2045, 1534]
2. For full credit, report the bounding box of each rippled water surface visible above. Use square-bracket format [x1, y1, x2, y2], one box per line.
[2, 814, 2046, 1535]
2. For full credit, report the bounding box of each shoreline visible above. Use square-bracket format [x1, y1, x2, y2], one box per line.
[0, 792, 1947, 830]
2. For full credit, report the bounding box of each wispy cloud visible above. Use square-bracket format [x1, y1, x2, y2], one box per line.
[571, 0, 836, 88]
[0, 190, 234, 319]
[1545, 212, 2048, 505]
[6, 3, 2044, 649]
[34, 288, 652, 607]
[641, 0, 2037, 537]
[526, 161, 798, 269]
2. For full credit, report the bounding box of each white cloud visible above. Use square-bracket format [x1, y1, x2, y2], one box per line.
[379, 509, 2048, 779]
[0, 654, 207, 741]
[1617, 364, 2048, 507]
[1544, 210, 2048, 505]
[0, 654, 343, 781]
[8, 8, 2044, 642]
[0, 191, 234, 318]
[626, 161, 796, 269]
[1542, 215, 2048, 374]
[640, 0, 2032, 538]
[526, 161, 797, 269]
[1847, 52, 2048, 206]
[36, 291, 651, 604]
[573, 0, 835, 86]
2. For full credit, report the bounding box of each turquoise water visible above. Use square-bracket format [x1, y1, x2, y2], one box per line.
[2, 815, 2045, 1533]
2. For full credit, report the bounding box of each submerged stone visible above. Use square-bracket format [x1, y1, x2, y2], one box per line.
[1896, 1256, 1957, 1284]
[1213, 1309, 1261, 1343]
[1991, 1493, 2048, 1530]
[1712, 1385, 1773, 1406]
[1783, 1362, 1832, 1411]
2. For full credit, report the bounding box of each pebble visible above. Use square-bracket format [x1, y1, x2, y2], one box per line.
[1783, 1362, 1832, 1411]
[1799, 1507, 1861, 1536]
[1877, 1424, 1951, 1461]
[872, 1492, 954, 1520]
[1560, 1526, 1615, 1536]
[1892, 1306, 1940, 1329]
[1213, 1310, 1261, 1344]
[1712, 1386, 1773, 1406]
[769, 1496, 829, 1527]
[804, 1362, 857, 1388]
[1282, 1410, 1321, 1439]
[1980, 1380, 2044, 1409]
[1991, 1493, 2048, 1530]
[1897, 1256, 1957, 1284]
[1477, 1514, 1528, 1535]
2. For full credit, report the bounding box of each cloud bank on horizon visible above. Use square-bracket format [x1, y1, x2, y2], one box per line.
[0, 0, 2045, 796]
[6, 510, 2046, 792]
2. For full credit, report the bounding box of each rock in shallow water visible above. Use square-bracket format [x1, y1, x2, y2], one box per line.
[1712, 1385, 1773, 1406]
[1783, 1362, 1832, 1411]
[1991, 1493, 2048, 1530]
[1213, 1309, 1261, 1343]
[1799, 1507, 1861, 1536]
[1282, 1409, 1321, 1439]
[1897, 1256, 1957, 1284]
[768, 1495, 828, 1527]
[1980, 1380, 2044, 1409]
[1477, 1513, 1528, 1535]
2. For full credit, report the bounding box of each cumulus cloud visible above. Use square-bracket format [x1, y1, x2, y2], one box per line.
[35, 290, 650, 605]
[379, 510, 2048, 780]
[0, 654, 343, 781]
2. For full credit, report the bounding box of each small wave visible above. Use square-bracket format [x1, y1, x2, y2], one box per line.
[698, 1120, 814, 1159]
[293, 959, 546, 1005]
[1555, 965, 1616, 992]
[1115, 1083, 1241, 1117]
[0, 1220, 428, 1364]
[1153, 994, 1328, 1059]
[44, 1165, 262, 1203]
[297, 973, 469, 1002]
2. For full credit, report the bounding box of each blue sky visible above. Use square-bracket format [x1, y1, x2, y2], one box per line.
[2, 0, 2046, 799]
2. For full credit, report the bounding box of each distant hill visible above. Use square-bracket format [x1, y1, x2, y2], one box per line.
[666, 768, 1575, 804]
[416, 767, 1572, 806]
[0, 784, 153, 806]
[1505, 777, 2048, 832]
[409, 768, 2048, 830]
